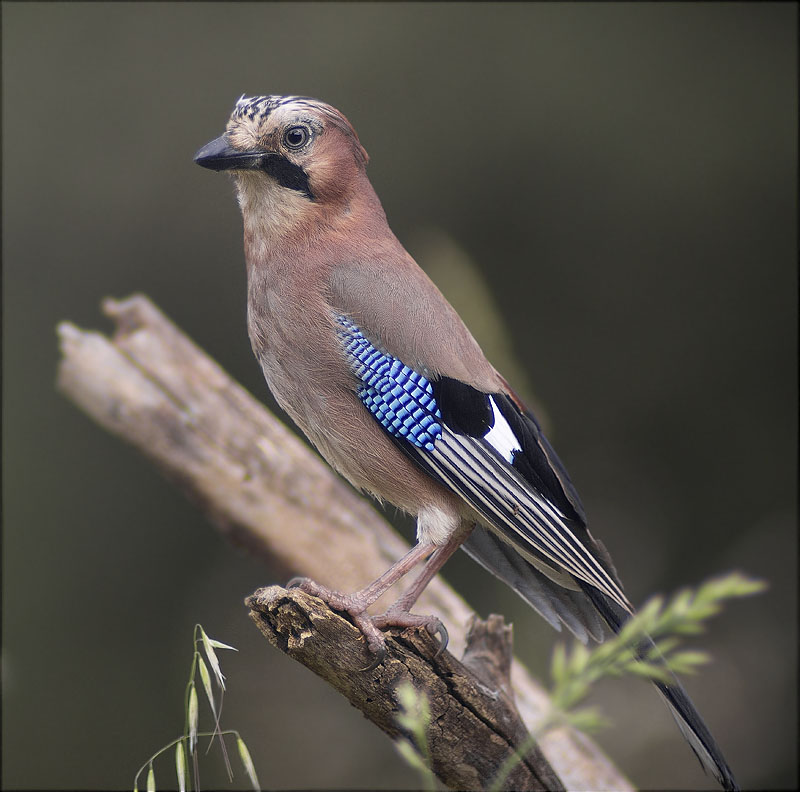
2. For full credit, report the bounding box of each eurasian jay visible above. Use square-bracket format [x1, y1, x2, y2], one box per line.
[195, 94, 737, 791]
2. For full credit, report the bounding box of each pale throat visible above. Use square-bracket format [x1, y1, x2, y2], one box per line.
[236, 174, 317, 253]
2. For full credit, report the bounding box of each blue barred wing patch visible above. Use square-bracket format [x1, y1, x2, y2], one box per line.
[336, 316, 442, 451]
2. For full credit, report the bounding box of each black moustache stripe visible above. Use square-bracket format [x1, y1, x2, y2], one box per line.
[261, 153, 314, 201]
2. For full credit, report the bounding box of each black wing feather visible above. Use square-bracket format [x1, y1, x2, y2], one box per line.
[403, 378, 632, 609]
[494, 393, 587, 525]
[431, 376, 493, 436]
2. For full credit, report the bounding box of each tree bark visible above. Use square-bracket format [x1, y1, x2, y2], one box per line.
[56, 294, 633, 791]
[247, 586, 562, 791]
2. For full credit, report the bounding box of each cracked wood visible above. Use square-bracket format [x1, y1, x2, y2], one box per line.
[247, 586, 561, 792]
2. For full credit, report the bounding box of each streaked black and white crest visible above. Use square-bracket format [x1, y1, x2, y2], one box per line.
[232, 94, 320, 123]
[227, 94, 369, 168]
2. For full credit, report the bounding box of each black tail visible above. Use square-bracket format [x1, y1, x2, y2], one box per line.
[580, 583, 739, 792]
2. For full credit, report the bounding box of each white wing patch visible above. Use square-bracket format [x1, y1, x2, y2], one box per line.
[484, 396, 522, 463]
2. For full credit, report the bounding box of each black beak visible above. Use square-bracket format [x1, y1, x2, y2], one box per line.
[194, 133, 315, 200]
[194, 135, 265, 172]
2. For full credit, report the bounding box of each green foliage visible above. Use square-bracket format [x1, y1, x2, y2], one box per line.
[544, 572, 766, 733]
[487, 572, 765, 790]
[393, 681, 438, 792]
[133, 625, 259, 792]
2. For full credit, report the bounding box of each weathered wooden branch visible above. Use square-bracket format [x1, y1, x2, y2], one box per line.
[56, 294, 633, 791]
[247, 587, 561, 791]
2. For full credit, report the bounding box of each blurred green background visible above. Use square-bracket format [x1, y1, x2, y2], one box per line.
[3, 3, 796, 790]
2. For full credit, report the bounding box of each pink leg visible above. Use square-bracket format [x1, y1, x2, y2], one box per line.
[371, 530, 468, 656]
[390, 532, 466, 612]
[288, 529, 469, 670]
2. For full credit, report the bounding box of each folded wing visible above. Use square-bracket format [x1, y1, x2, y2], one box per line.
[335, 314, 631, 616]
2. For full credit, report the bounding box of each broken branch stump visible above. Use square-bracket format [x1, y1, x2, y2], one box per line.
[247, 587, 561, 791]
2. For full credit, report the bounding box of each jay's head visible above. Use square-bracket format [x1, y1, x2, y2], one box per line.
[195, 95, 369, 228]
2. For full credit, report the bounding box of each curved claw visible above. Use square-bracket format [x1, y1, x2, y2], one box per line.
[430, 621, 449, 657]
[359, 643, 387, 673]
[286, 576, 307, 589]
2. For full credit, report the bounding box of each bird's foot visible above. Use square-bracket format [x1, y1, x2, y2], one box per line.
[287, 576, 391, 669]
[286, 577, 447, 671]
[286, 576, 351, 610]
[373, 607, 449, 656]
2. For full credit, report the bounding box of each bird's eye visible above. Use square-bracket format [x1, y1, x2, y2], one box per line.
[283, 125, 311, 149]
